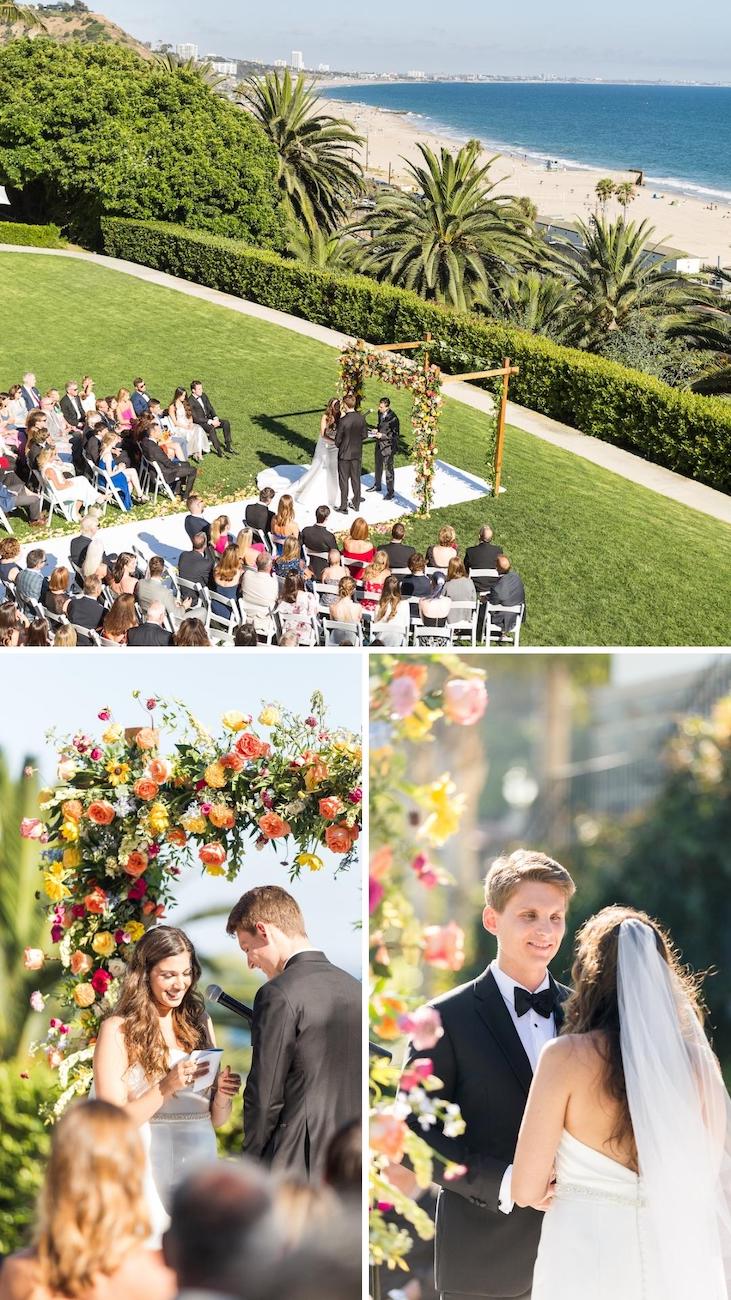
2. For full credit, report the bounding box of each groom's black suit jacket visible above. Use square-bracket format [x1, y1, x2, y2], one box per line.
[405, 967, 569, 1298]
[335, 410, 369, 462]
[243, 950, 361, 1180]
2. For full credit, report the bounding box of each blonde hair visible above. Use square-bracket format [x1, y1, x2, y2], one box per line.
[273, 1180, 338, 1250]
[236, 527, 254, 560]
[215, 544, 241, 585]
[280, 537, 301, 563]
[364, 549, 389, 583]
[273, 494, 295, 531]
[438, 525, 457, 547]
[116, 388, 130, 404]
[54, 625, 78, 646]
[484, 849, 576, 911]
[35, 1100, 150, 1297]
[210, 514, 230, 546]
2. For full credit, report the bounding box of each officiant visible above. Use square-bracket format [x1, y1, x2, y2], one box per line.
[367, 396, 400, 501]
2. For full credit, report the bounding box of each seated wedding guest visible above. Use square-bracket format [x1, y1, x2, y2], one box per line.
[301, 505, 338, 579]
[80, 375, 97, 414]
[233, 622, 259, 646]
[0, 1100, 175, 1300]
[107, 553, 139, 600]
[371, 575, 411, 646]
[25, 617, 51, 647]
[184, 493, 210, 541]
[0, 462, 45, 524]
[235, 527, 265, 570]
[419, 571, 451, 626]
[24, 422, 51, 477]
[44, 566, 72, 618]
[328, 575, 363, 643]
[0, 623, 20, 646]
[59, 379, 86, 430]
[36, 448, 98, 520]
[131, 377, 151, 418]
[95, 396, 117, 433]
[245, 485, 275, 536]
[167, 387, 209, 460]
[488, 554, 526, 632]
[53, 624, 78, 647]
[127, 600, 173, 647]
[67, 576, 105, 632]
[115, 387, 136, 430]
[274, 1181, 337, 1251]
[0, 392, 18, 445]
[136, 556, 183, 623]
[400, 552, 431, 599]
[178, 532, 214, 588]
[270, 493, 299, 554]
[324, 1118, 361, 1200]
[173, 617, 210, 646]
[445, 555, 477, 621]
[360, 550, 390, 612]
[42, 389, 73, 441]
[463, 523, 503, 596]
[102, 593, 139, 645]
[380, 521, 415, 570]
[122, 415, 148, 471]
[162, 1163, 276, 1300]
[7, 384, 28, 432]
[319, 549, 349, 606]
[426, 523, 459, 570]
[210, 545, 242, 620]
[71, 511, 106, 579]
[17, 549, 48, 607]
[278, 629, 299, 646]
[275, 573, 318, 646]
[139, 426, 197, 499]
[99, 433, 146, 507]
[342, 517, 374, 581]
[210, 514, 234, 556]
[273, 537, 311, 584]
[189, 380, 231, 457]
[241, 553, 278, 635]
[0, 537, 21, 587]
[19, 372, 41, 412]
[0, 600, 25, 634]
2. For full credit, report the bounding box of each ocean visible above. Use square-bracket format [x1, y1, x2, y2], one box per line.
[321, 81, 731, 204]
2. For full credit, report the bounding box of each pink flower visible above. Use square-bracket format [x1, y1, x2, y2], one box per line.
[20, 818, 44, 840]
[195, 779, 206, 791]
[127, 877, 148, 900]
[147, 843, 160, 858]
[200, 802, 212, 815]
[23, 947, 44, 971]
[29, 990, 45, 1013]
[50, 924, 64, 943]
[59, 1024, 69, 1036]
[146, 698, 157, 711]
[261, 790, 274, 809]
[444, 1164, 468, 1181]
[305, 716, 317, 728]
[49, 1018, 60, 1029]
[91, 969, 112, 996]
[400, 1057, 434, 1091]
[97, 708, 111, 721]
[423, 922, 465, 971]
[411, 852, 439, 888]
[114, 929, 128, 944]
[369, 875, 385, 913]
[389, 676, 420, 718]
[71, 903, 86, 919]
[443, 678, 488, 727]
[398, 1005, 444, 1051]
[90, 747, 103, 762]
[347, 787, 363, 804]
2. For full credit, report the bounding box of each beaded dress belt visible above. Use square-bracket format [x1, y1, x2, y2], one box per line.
[150, 1111, 210, 1124]
[556, 1182, 646, 1208]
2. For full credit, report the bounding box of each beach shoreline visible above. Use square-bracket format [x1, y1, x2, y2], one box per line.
[318, 89, 731, 263]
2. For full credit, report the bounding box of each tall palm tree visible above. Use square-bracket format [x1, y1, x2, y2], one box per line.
[666, 268, 731, 393]
[594, 178, 616, 217]
[615, 180, 638, 213]
[495, 269, 576, 341]
[154, 52, 228, 89]
[287, 222, 365, 273]
[358, 139, 534, 312]
[0, 2, 44, 29]
[552, 215, 699, 349]
[238, 69, 364, 236]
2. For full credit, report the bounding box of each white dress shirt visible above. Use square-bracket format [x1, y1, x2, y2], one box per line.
[490, 959, 558, 1213]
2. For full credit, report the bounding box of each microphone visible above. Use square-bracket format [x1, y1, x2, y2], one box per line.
[206, 983, 254, 1026]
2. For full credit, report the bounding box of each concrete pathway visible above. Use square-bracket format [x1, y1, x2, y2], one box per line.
[3, 243, 730, 527]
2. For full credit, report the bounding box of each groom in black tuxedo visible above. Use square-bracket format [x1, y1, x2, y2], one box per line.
[334, 392, 369, 513]
[404, 850, 575, 1300]
[227, 885, 361, 1181]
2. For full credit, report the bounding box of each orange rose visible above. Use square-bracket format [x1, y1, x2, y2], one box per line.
[166, 827, 187, 847]
[258, 812, 292, 840]
[84, 886, 108, 915]
[371, 1113, 407, 1162]
[370, 845, 393, 880]
[142, 900, 165, 917]
[304, 761, 329, 791]
[392, 662, 429, 689]
[209, 804, 235, 830]
[87, 801, 115, 826]
[135, 728, 158, 751]
[234, 732, 267, 760]
[325, 822, 359, 854]
[147, 757, 171, 784]
[199, 842, 227, 868]
[221, 752, 245, 772]
[318, 795, 344, 820]
[61, 799, 83, 822]
[124, 850, 148, 878]
[423, 922, 465, 972]
[133, 777, 159, 802]
[70, 950, 93, 976]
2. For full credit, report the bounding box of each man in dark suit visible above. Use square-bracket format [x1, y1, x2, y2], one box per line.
[404, 850, 575, 1300]
[463, 525, 504, 597]
[190, 380, 232, 455]
[127, 600, 173, 646]
[178, 532, 214, 587]
[60, 381, 85, 430]
[400, 552, 431, 598]
[67, 576, 105, 631]
[82, 417, 103, 470]
[95, 397, 117, 433]
[381, 522, 416, 570]
[20, 373, 41, 411]
[184, 494, 210, 542]
[488, 556, 526, 633]
[301, 506, 338, 579]
[334, 393, 369, 514]
[131, 377, 151, 418]
[227, 885, 361, 1181]
[367, 396, 400, 500]
[140, 428, 197, 498]
[245, 488, 276, 537]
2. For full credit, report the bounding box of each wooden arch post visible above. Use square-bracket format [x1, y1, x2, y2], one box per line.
[449, 356, 519, 495]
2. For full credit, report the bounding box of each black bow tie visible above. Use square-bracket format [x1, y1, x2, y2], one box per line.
[514, 986, 557, 1019]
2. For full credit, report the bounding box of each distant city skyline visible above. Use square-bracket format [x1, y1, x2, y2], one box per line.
[100, 0, 731, 82]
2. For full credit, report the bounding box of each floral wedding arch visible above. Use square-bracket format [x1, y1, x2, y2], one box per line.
[338, 339, 443, 515]
[22, 692, 361, 1115]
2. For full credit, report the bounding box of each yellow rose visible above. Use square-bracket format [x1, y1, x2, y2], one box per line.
[221, 711, 248, 732]
[147, 800, 169, 835]
[258, 707, 280, 727]
[38, 788, 55, 807]
[126, 921, 146, 942]
[204, 761, 227, 789]
[203, 861, 227, 877]
[418, 773, 465, 846]
[182, 814, 207, 835]
[63, 846, 81, 869]
[43, 873, 71, 902]
[295, 852, 324, 872]
[101, 724, 123, 744]
[401, 702, 442, 742]
[72, 983, 96, 1008]
[92, 931, 116, 958]
[60, 820, 79, 843]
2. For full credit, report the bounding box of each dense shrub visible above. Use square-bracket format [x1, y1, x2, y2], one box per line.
[0, 220, 65, 248]
[0, 1063, 52, 1254]
[101, 218, 731, 492]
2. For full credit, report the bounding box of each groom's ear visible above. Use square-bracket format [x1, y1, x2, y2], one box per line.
[482, 904, 499, 937]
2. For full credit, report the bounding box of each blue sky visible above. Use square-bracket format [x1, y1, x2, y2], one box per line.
[102, 0, 731, 82]
[5, 652, 364, 976]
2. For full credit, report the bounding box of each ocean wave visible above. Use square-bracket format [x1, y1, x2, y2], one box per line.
[643, 175, 731, 203]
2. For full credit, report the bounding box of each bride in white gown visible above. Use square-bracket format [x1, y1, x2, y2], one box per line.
[292, 398, 341, 509]
[512, 906, 731, 1300]
[92, 925, 241, 1244]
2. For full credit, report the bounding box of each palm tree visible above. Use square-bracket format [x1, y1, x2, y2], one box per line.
[594, 178, 616, 217]
[287, 223, 365, 273]
[0, 756, 60, 1061]
[615, 180, 638, 213]
[154, 52, 228, 89]
[552, 215, 700, 349]
[666, 268, 731, 393]
[0, 2, 45, 28]
[238, 69, 364, 236]
[495, 270, 575, 342]
[358, 139, 534, 312]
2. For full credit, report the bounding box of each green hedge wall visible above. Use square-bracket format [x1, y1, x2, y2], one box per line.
[0, 220, 65, 248]
[100, 218, 731, 493]
[0, 1063, 52, 1254]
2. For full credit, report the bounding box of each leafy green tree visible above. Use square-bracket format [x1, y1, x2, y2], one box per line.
[0, 2, 43, 28]
[0, 1063, 53, 1253]
[359, 139, 533, 312]
[239, 69, 364, 236]
[0, 39, 286, 248]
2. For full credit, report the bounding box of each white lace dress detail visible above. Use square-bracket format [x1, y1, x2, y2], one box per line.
[292, 434, 339, 508]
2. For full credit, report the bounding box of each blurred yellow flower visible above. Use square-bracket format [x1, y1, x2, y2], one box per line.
[221, 711, 248, 732]
[127, 921, 145, 942]
[417, 773, 465, 846]
[295, 852, 324, 872]
[204, 761, 226, 789]
[401, 702, 442, 742]
[258, 706, 280, 727]
[203, 861, 227, 877]
[101, 724, 123, 744]
[63, 846, 81, 869]
[72, 983, 96, 1008]
[38, 788, 55, 807]
[147, 801, 169, 835]
[60, 820, 79, 842]
[43, 873, 71, 902]
[92, 931, 116, 958]
[182, 814, 207, 835]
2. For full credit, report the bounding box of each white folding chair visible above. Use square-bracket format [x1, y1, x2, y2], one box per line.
[413, 625, 454, 648]
[313, 582, 339, 617]
[35, 470, 77, 526]
[448, 599, 479, 648]
[484, 604, 524, 648]
[69, 624, 102, 646]
[322, 618, 363, 647]
[0, 503, 14, 535]
[368, 621, 408, 648]
[239, 597, 276, 644]
[141, 457, 176, 504]
[176, 577, 211, 628]
[208, 589, 242, 634]
[85, 455, 129, 514]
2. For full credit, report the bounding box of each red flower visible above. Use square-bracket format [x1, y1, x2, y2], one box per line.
[91, 969, 112, 996]
[127, 877, 148, 900]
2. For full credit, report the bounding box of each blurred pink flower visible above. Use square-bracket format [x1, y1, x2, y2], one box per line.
[423, 922, 465, 971]
[29, 990, 45, 1013]
[444, 1163, 468, 1181]
[443, 678, 487, 726]
[23, 947, 44, 970]
[411, 852, 439, 888]
[389, 676, 420, 718]
[369, 876, 385, 913]
[20, 818, 44, 840]
[400, 1057, 434, 1091]
[399, 1005, 444, 1050]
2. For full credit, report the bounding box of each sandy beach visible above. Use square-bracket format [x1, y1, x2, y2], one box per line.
[320, 90, 731, 264]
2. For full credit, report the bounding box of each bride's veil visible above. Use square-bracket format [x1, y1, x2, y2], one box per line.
[617, 918, 731, 1298]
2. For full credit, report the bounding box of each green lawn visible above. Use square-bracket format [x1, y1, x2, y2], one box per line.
[3, 252, 730, 646]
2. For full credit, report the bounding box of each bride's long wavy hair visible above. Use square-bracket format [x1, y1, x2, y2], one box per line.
[324, 398, 341, 432]
[563, 905, 704, 1161]
[110, 926, 208, 1079]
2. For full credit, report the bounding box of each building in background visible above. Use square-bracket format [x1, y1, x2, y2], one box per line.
[175, 42, 198, 60]
[291, 50, 304, 70]
[209, 59, 237, 77]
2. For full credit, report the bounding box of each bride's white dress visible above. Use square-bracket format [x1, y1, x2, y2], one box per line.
[292, 434, 339, 508]
[532, 1131, 649, 1299]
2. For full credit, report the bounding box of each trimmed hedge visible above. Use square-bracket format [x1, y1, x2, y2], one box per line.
[0, 220, 65, 248]
[100, 217, 731, 493]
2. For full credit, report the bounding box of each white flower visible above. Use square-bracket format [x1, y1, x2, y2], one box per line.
[112, 791, 135, 816]
[108, 959, 126, 979]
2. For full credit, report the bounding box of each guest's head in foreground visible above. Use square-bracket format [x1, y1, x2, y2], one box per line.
[233, 622, 258, 646]
[479, 523, 495, 542]
[347, 516, 370, 543]
[324, 1118, 362, 1199]
[173, 617, 210, 646]
[54, 625, 78, 647]
[25, 617, 50, 647]
[111, 925, 208, 1069]
[144, 600, 167, 628]
[273, 1180, 337, 1250]
[163, 1162, 277, 1299]
[408, 552, 425, 574]
[102, 593, 138, 644]
[496, 554, 512, 574]
[315, 505, 331, 524]
[483, 849, 576, 990]
[227, 886, 311, 980]
[447, 556, 467, 581]
[187, 493, 203, 515]
[258, 486, 275, 506]
[273, 494, 295, 530]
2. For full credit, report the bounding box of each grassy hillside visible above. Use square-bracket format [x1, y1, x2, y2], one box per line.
[0, 6, 152, 57]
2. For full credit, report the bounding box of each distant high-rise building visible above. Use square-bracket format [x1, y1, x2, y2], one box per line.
[291, 50, 304, 71]
[274, 58, 287, 68]
[210, 59, 237, 77]
[175, 43, 198, 61]
[317, 63, 330, 72]
[406, 70, 426, 79]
